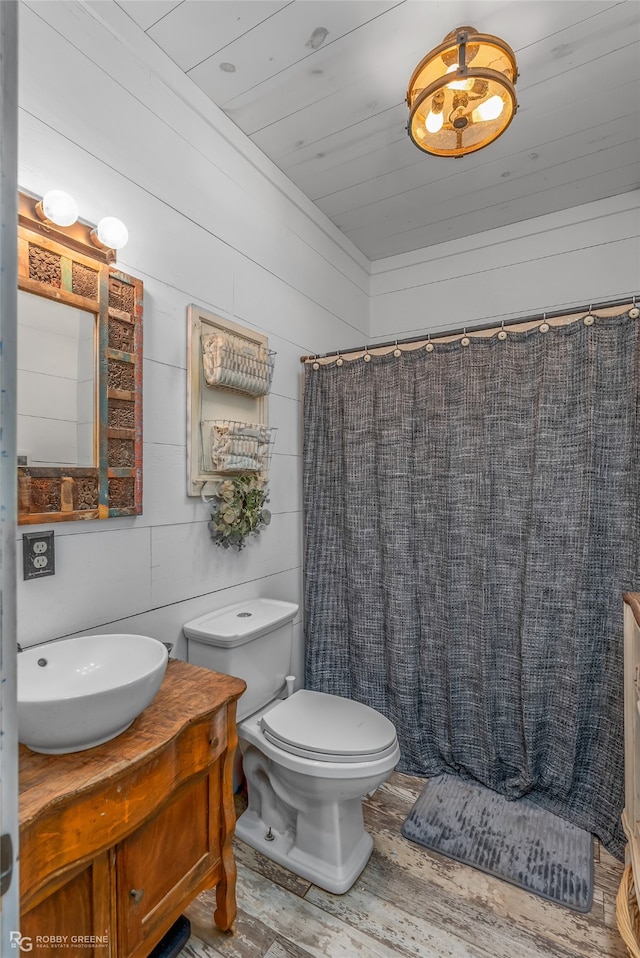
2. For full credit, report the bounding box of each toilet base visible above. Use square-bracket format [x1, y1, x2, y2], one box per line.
[235, 808, 373, 894]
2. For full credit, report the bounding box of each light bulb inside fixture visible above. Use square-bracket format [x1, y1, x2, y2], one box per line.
[472, 95, 505, 122]
[95, 216, 128, 250]
[40, 190, 78, 227]
[445, 64, 473, 91]
[425, 110, 444, 134]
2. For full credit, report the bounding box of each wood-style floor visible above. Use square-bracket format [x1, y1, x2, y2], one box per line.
[184, 772, 628, 958]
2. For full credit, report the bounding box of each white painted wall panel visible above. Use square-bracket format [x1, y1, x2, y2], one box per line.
[142, 441, 205, 530]
[15, 0, 366, 692]
[18, 526, 152, 646]
[74, 565, 303, 662]
[16, 0, 638, 723]
[143, 359, 186, 448]
[24, 1, 370, 290]
[268, 395, 302, 459]
[370, 194, 640, 341]
[268, 337, 306, 403]
[268, 454, 302, 518]
[149, 511, 301, 609]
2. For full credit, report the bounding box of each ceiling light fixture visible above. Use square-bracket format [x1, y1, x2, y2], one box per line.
[406, 25, 518, 158]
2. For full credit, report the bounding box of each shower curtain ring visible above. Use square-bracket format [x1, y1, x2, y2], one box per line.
[364, 346, 372, 363]
[425, 334, 434, 353]
[540, 312, 549, 334]
[393, 340, 402, 358]
[461, 326, 470, 347]
[630, 294, 639, 319]
[498, 320, 507, 341]
[336, 351, 343, 367]
[584, 304, 595, 327]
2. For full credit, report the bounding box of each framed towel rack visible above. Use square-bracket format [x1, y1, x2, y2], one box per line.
[186, 305, 273, 497]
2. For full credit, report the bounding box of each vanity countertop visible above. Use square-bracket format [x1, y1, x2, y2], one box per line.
[19, 658, 245, 823]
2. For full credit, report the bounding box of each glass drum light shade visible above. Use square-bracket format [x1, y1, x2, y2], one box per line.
[407, 26, 518, 157]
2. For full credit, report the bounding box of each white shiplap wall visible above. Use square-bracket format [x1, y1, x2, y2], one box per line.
[16, 0, 369, 678]
[370, 191, 640, 341]
[15, 2, 640, 681]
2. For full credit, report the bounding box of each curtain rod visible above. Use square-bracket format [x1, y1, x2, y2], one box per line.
[299, 293, 639, 363]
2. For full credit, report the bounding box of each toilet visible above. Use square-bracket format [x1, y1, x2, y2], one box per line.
[183, 598, 400, 894]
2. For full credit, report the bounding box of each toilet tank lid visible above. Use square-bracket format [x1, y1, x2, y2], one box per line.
[183, 598, 298, 647]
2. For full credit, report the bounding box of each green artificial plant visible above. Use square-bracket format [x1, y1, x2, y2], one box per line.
[208, 474, 271, 551]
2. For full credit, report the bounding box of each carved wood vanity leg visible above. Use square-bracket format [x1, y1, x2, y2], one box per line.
[214, 703, 239, 932]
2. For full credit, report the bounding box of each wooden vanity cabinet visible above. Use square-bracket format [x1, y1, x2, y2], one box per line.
[117, 767, 218, 955]
[20, 858, 111, 954]
[19, 660, 246, 958]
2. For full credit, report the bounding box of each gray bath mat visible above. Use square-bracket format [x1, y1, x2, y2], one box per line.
[401, 774, 593, 912]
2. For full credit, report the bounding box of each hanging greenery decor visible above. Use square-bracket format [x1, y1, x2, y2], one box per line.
[208, 474, 271, 550]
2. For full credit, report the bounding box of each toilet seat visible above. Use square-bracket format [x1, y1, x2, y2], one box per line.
[259, 689, 398, 764]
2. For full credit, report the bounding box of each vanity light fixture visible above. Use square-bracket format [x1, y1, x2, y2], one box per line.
[31, 189, 129, 256]
[90, 216, 129, 252]
[406, 25, 518, 158]
[35, 189, 79, 227]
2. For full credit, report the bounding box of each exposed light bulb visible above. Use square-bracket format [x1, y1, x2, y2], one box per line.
[426, 110, 444, 134]
[445, 64, 473, 91]
[473, 95, 504, 122]
[41, 190, 78, 227]
[95, 216, 128, 250]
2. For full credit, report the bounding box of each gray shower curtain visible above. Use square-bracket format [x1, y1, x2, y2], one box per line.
[303, 314, 639, 858]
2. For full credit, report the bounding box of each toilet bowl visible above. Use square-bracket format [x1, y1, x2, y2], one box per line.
[237, 689, 400, 893]
[183, 599, 400, 893]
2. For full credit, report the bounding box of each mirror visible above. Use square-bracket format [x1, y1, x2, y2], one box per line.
[17, 191, 144, 524]
[18, 291, 97, 468]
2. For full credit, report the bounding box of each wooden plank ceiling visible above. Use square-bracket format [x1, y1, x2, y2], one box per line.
[116, 0, 640, 261]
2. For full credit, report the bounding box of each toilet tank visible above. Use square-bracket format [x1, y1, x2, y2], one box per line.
[183, 598, 298, 720]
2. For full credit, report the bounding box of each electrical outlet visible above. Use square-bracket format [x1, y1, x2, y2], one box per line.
[23, 531, 55, 580]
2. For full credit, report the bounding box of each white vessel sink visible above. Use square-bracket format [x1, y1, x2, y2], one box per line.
[18, 634, 169, 754]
